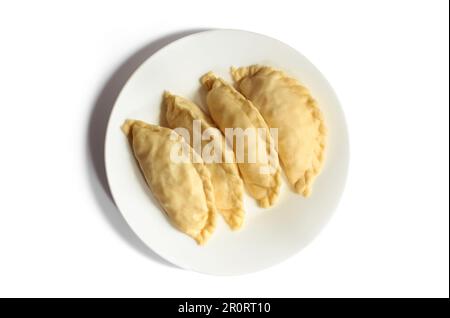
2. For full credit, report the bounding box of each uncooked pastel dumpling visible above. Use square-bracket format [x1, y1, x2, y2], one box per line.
[231, 65, 326, 197]
[121, 120, 216, 245]
[164, 92, 245, 230]
[200, 72, 281, 208]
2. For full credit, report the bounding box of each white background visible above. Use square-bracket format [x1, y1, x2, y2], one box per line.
[0, 0, 448, 298]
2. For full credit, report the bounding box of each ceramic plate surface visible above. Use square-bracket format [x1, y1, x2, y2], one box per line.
[105, 29, 349, 275]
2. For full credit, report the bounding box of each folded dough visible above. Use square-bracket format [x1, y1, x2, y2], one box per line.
[231, 65, 326, 196]
[121, 120, 216, 245]
[164, 92, 245, 230]
[200, 72, 281, 208]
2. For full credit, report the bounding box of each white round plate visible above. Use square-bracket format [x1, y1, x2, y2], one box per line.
[105, 29, 349, 275]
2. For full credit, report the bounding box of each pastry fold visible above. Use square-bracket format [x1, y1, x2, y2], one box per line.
[231, 65, 326, 196]
[122, 120, 216, 244]
[165, 92, 245, 230]
[201, 72, 281, 207]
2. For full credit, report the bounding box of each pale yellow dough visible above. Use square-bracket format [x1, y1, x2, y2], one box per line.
[164, 92, 245, 230]
[200, 72, 281, 208]
[121, 120, 216, 245]
[231, 65, 326, 196]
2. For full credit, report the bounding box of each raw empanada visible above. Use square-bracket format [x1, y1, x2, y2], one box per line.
[122, 120, 216, 245]
[164, 92, 245, 230]
[231, 65, 326, 197]
[200, 72, 281, 208]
